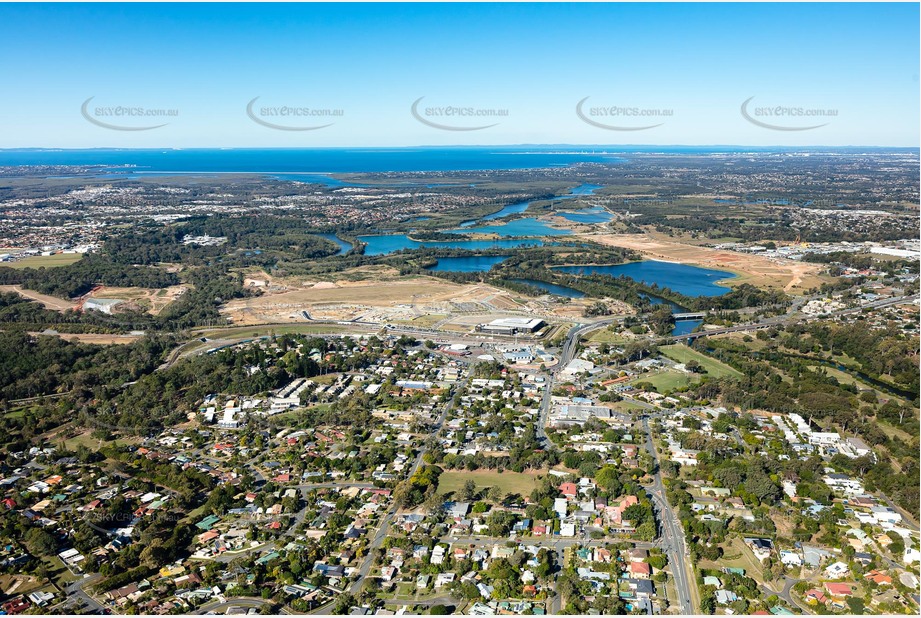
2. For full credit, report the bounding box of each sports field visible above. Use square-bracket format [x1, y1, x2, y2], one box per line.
[5, 253, 84, 269]
[659, 344, 742, 379]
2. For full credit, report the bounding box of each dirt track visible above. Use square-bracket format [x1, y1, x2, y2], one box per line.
[0, 285, 76, 311]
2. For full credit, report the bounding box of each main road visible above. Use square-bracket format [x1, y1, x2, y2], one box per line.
[536, 316, 625, 448]
[641, 416, 696, 614]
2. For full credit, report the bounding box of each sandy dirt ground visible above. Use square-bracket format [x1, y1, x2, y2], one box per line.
[30, 332, 142, 345]
[0, 285, 77, 310]
[222, 272, 617, 328]
[580, 233, 825, 292]
[87, 285, 188, 314]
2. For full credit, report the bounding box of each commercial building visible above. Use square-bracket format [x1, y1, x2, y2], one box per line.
[476, 317, 546, 335]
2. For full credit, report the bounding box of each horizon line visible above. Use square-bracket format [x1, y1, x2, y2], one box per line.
[2, 144, 919, 151]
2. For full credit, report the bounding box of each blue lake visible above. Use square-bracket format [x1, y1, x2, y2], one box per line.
[358, 234, 544, 256]
[426, 256, 509, 272]
[317, 233, 353, 256]
[450, 217, 571, 238]
[460, 183, 603, 228]
[508, 278, 585, 298]
[556, 207, 613, 223]
[554, 261, 734, 297]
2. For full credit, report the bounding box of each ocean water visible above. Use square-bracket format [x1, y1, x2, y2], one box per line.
[0, 147, 626, 174]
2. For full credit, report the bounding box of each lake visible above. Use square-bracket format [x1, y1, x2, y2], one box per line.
[425, 256, 510, 272]
[317, 233, 353, 256]
[358, 234, 544, 256]
[459, 183, 603, 227]
[556, 207, 613, 223]
[554, 260, 734, 297]
[508, 278, 585, 298]
[449, 217, 571, 238]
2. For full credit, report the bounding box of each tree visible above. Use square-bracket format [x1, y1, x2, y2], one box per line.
[459, 479, 478, 502]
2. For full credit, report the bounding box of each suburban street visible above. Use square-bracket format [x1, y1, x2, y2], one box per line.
[642, 416, 696, 615]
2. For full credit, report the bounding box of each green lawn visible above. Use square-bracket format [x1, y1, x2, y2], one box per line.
[631, 370, 696, 393]
[6, 253, 84, 269]
[587, 328, 630, 344]
[437, 470, 542, 497]
[698, 537, 766, 585]
[659, 344, 742, 379]
[610, 400, 649, 414]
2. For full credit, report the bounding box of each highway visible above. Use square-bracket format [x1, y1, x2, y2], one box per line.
[536, 316, 624, 448]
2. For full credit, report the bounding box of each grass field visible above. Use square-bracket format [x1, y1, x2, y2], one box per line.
[587, 327, 631, 344]
[5, 253, 84, 269]
[610, 400, 649, 414]
[437, 470, 542, 497]
[631, 370, 696, 393]
[659, 344, 742, 379]
[698, 536, 766, 585]
[62, 430, 139, 452]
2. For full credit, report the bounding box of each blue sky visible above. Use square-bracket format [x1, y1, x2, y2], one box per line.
[0, 3, 917, 147]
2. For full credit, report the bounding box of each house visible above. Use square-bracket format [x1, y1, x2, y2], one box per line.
[444, 501, 470, 518]
[553, 498, 568, 519]
[865, 570, 893, 586]
[779, 550, 803, 567]
[805, 589, 828, 604]
[824, 561, 849, 579]
[559, 482, 578, 499]
[624, 578, 655, 599]
[802, 545, 832, 568]
[824, 582, 853, 598]
[435, 573, 455, 588]
[823, 474, 864, 495]
[2, 598, 30, 615]
[715, 590, 738, 605]
[703, 576, 722, 589]
[416, 575, 430, 590]
[628, 561, 651, 579]
[745, 537, 773, 561]
[627, 548, 648, 561]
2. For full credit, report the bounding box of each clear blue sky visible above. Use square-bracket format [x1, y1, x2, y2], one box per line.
[0, 3, 917, 147]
